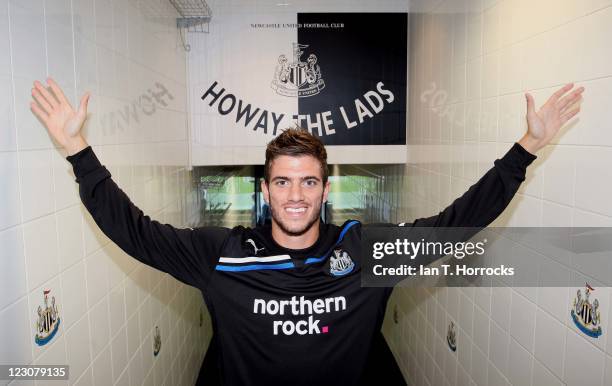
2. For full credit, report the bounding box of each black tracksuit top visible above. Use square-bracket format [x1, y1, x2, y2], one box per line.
[67, 143, 536, 386]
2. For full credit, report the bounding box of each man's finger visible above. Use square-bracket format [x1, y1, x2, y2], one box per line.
[30, 101, 50, 126]
[550, 83, 574, 103]
[77, 92, 90, 117]
[560, 96, 583, 115]
[32, 88, 53, 113]
[47, 77, 72, 108]
[34, 80, 59, 109]
[558, 87, 584, 111]
[560, 106, 580, 124]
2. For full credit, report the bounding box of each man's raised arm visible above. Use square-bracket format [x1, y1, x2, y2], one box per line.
[406, 83, 584, 228]
[30, 77, 229, 289]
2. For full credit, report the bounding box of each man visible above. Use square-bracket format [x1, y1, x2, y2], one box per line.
[30, 78, 583, 386]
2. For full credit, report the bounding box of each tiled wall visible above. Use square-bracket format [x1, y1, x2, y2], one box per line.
[383, 1, 612, 385]
[0, 1, 210, 385]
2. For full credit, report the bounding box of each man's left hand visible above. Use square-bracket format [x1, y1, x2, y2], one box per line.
[519, 83, 584, 154]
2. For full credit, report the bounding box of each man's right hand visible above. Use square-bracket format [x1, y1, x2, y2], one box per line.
[30, 77, 90, 156]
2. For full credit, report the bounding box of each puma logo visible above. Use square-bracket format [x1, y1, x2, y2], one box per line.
[246, 238, 265, 255]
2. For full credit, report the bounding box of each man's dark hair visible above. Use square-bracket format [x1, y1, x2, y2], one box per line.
[264, 128, 329, 184]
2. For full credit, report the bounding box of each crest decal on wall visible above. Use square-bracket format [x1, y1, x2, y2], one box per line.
[571, 283, 602, 338]
[34, 289, 60, 346]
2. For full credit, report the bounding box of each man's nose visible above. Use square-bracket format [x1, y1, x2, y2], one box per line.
[288, 182, 304, 201]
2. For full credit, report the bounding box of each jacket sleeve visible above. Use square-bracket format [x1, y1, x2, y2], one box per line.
[67, 146, 230, 288]
[403, 142, 537, 228]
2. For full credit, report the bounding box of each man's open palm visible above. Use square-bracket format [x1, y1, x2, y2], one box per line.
[522, 83, 584, 153]
[30, 77, 90, 155]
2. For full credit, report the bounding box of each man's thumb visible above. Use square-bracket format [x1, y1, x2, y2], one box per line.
[78, 92, 90, 118]
[525, 92, 535, 116]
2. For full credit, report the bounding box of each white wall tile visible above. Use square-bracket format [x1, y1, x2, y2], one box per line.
[604, 354, 612, 386]
[71, 0, 95, 42]
[65, 314, 91, 383]
[507, 338, 533, 386]
[0, 296, 32, 365]
[575, 146, 612, 217]
[88, 296, 110, 361]
[472, 305, 489, 356]
[0, 0, 11, 76]
[109, 282, 126, 334]
[0, 226, 27, 310]
[85, 248, 110, 307]
[542, 145, 575, 206]
[510, 290, 536, 353]
[91, 345, 112, 386]
[53, 148, 80, 211]
[56, 205, 84, 270]
[23, 215, 59, 291]
[542, 200, 573, 227]
[581, 7, 612, 81]
[533, 357, 564, 386]
[111, 327, 128, 384]
[534, 308, 566, 379]
[0, 75, 16, 152]
[489, 319, 509, 376]
[577, 77, 612, 147]
[8, 1, 45, 79]
[498, 43, 522, 95]
[482, 2, 500, 54]
[60, 260, 87, 331]
[564, 329, 605, 386]
[0, 152, 21, 230]
[19, 149, 54, 222]
[45, 17, 75, 88]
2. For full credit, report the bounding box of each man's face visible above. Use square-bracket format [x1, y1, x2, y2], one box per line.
[261, 155, 330, 237]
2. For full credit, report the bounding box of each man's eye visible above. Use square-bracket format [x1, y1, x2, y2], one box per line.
[276, 180, 288, 186]
[304, 180, 317, 187]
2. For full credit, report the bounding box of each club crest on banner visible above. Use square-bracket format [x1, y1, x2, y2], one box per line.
[571, 283, 602, 338]
[329, 249, 355, 277]
[34, 289, 61, 346]
[271, 43, 325, 98]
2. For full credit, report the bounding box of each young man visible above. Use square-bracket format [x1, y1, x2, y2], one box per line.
[30, 78, 583, 386]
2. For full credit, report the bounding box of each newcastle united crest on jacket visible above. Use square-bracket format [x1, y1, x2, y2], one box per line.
[271, 43, 325, 98]
[571, 283, 602, 338]
[329, 248, 355, 276]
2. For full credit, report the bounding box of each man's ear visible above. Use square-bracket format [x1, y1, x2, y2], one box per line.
[322, 180, 330, 203]
[261, 179, 270, 204]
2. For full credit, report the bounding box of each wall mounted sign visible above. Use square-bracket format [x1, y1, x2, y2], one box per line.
[34, 289, 60, 346]
[197, 13, 407, 146]
[571, 283, 603, 338]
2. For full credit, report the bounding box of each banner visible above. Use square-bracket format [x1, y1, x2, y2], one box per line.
[196, 13, 407, 147]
